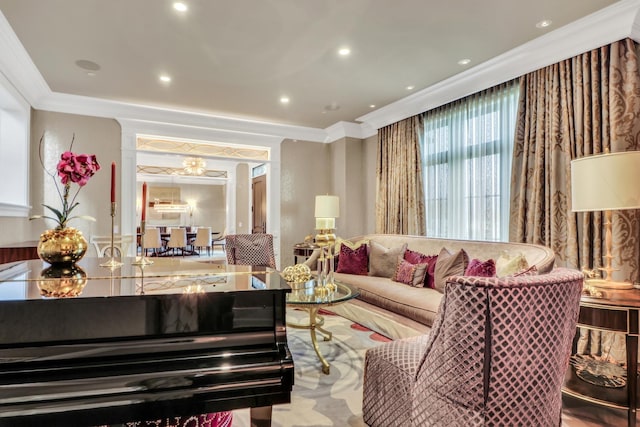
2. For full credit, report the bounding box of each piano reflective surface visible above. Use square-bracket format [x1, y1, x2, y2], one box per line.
[0, 257, 293, 426]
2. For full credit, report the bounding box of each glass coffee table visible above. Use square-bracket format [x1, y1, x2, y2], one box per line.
[286, 278, 359, 374]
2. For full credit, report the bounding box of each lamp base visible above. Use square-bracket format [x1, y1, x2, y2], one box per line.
[585, 278, 633, 290]
[315, 230, 336, 248]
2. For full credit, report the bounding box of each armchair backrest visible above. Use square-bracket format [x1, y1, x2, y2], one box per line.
[225, 234, 276, 269]
[413, 268, 583, 426]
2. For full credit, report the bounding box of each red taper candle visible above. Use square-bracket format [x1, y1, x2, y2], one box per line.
[141, 182, 147, 221]
[110, 162, 116, 203]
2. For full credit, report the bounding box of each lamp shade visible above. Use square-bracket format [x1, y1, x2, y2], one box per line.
[315, 195, 340, 218]
[571, 151, 640, 212]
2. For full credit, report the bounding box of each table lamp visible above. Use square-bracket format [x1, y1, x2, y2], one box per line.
[314, 195, 339, 247]
[571, 151, 640, 289]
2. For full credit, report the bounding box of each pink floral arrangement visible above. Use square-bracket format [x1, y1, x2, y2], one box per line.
[31, 134, 100, 230]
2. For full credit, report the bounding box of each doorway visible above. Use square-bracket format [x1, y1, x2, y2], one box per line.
[252, 174, 266, 233]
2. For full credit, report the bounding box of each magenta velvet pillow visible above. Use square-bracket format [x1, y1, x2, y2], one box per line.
[465, 258, 497, 277]
[425, 256, 439, 288]
[393, 256, 428, 287]
[336, 243, 369, 275]
[404, 249, 438, 288]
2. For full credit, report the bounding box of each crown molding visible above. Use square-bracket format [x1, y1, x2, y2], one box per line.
[357, 0, 640, 131]
[0, 11, 49, 106]
[40, 92, 331, 143]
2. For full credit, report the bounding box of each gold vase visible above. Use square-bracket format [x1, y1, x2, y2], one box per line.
[37, 227, 88, 265]
[37, 264, 88, 297]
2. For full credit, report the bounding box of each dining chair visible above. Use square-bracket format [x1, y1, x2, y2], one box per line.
[142, 227, 164, 256]
[193, 227, 213, 256]
[212, 228, 227, 253]
[167, 227, 188, 256]
[225, 233, 276, 268]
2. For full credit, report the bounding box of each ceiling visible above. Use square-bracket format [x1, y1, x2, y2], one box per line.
[0, 0, 626, 135]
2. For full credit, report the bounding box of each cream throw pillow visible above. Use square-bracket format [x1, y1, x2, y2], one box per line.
[368, 240, 408, 278]
[496, 252, 529, 277]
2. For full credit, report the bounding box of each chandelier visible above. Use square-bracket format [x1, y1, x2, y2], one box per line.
[183, 157, 206, 175]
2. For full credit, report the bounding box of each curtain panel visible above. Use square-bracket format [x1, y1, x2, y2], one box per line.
[375, 116, 426, 235]
[510, 38, 640, 283]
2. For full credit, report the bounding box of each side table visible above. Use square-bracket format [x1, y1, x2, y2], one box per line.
[293, 244, 317, 264]
[562, 288, 640, 427]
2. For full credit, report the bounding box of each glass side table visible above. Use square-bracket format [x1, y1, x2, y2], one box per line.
[286, 278, 359, 374]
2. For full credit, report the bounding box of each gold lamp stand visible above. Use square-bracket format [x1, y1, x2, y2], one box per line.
[585, 210, 632, 290]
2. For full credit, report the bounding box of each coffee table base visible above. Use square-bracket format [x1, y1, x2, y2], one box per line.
[287, 306, 333, 374]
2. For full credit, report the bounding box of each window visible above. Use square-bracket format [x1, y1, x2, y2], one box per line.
[0, 73, 30, 217]
[419, 81, 519, 241]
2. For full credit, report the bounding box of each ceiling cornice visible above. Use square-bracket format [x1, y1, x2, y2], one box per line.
[2, 2, 640, 144]
[357, 0, 640, 131]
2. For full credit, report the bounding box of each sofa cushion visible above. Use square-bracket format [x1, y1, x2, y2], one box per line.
[336, 242, 369, 275]
[393, 256, 428, 287]
[335, 272, 442, 327]
[369, 241, 408, 278]
[465, 258, 496, 277]
[434, 247, 469, 293]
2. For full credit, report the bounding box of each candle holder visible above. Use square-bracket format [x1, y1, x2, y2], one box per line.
[100, 202, 124, 268]
[132, 220, 154, 265]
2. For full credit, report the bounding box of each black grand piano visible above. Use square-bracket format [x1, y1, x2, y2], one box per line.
[0, 257, 293, 426]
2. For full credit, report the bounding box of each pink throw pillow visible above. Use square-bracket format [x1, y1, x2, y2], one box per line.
[425, 256, 439, 288]
[465, 258, 497, 277]
[336, 243, 369, 275]
[393, 256, 428, 287]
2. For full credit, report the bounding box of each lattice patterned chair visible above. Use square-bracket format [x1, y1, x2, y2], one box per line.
[362, 268, 584, 427]
[225, 233, 277, 269]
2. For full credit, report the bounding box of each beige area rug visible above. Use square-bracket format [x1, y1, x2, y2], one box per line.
[232, 308, 390, 427]
[231, 309, 629, 427]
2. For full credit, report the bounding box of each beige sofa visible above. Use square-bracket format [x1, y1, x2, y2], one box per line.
[305, 234, 555, 340]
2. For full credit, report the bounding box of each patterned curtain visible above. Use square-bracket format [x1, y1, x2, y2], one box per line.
[375, 116, 426, 235]
[510, 38, 640, 283]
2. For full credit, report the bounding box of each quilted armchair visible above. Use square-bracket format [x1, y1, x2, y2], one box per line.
[362, 268, 583, 427]
[225, 233, 277, 269]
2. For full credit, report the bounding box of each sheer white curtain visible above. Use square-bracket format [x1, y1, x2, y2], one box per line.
[419, 81, 519, 241]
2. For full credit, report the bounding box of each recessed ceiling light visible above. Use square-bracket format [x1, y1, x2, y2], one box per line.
[159, 75, 172, 83]
[406, 85, 415, 91]
[369, 104, 376, 108]
[173, 2, 188, 12]
[280, 96, 290, 104]
[536, 19, 552, 28]
[75, 59, 101, 71]
[457, 58, 471, 66]
[338, 47, 351, 56]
